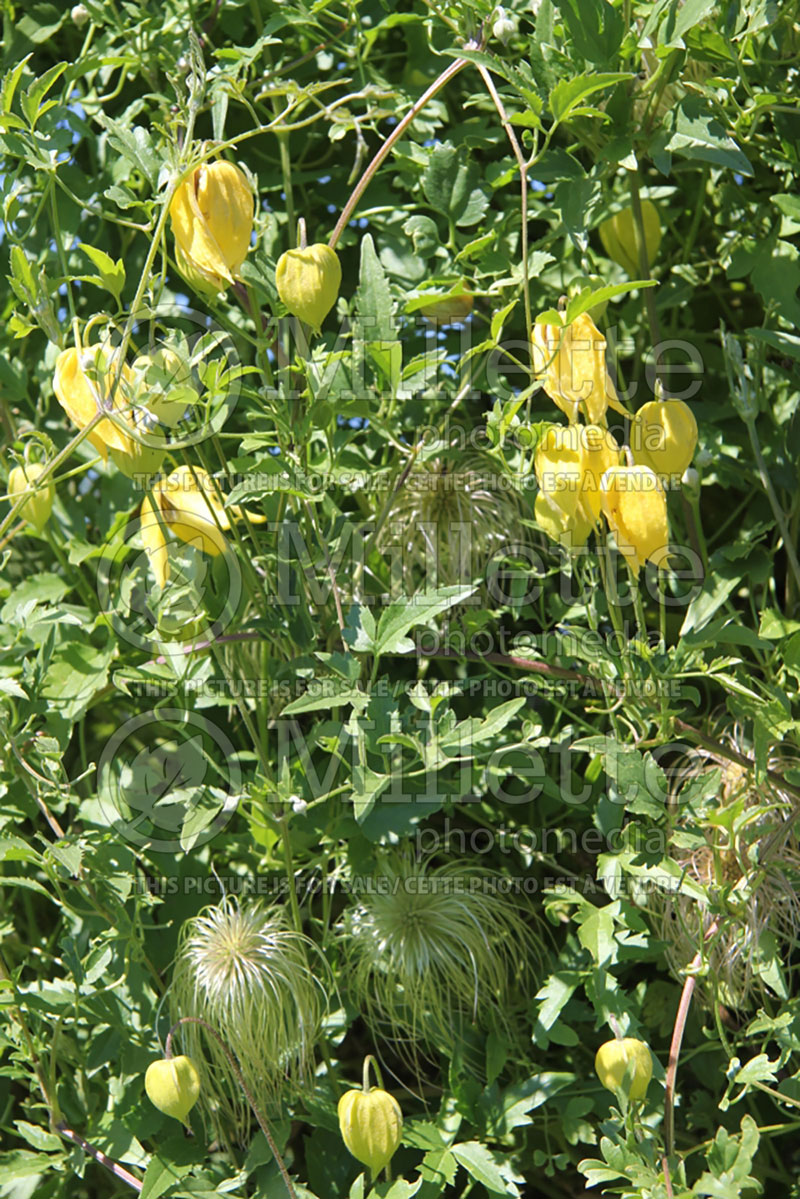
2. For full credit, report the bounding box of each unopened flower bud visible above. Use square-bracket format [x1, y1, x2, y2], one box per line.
[338, 1086, 403, 1175]
[276, 243, 341, 332]
[599, 200, 661, 276]
[492, 7, 517, 42]
[71, 4, 90, 26]
[630, 399, 698, 482]
[594, 1038, 653, 1100]
[8, 463, 54, 533]
[681, 466, 700, 494]
[144, 1055, 201, 1124]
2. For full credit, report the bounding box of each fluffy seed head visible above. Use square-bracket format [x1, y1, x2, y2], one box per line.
[170, 898, 330, 1138]
[342, 856, 543, 1059]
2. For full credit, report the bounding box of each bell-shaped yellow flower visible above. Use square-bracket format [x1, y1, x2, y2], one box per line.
[533, 427, 592, 549]
[54, 346, 137, 460]
[170, 160, 254, 292]
[600, 464, 669, 576]
[531, 313, 627, 424]
[630, 399, 698, 483]
[8, 463, 54, 533]
[144, 1056, 201, 1126]
[599, 200, 661, 276]
[276, 243, 341, 331]
[577, 424, 621, 521]
[140, 464, 264, 588]
[53, 345, 166, 479]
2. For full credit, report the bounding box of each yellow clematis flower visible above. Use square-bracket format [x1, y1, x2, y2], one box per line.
[338, 1086, 403, 1176]
[140, 464, 264, 589]
[598, 200, 662, 276]
[53, 345, 166, 479]
[600, 464, 670, 576]
[534, 427, 591, 549]
[630, 399, 698, 484]
[533, 425, 621, 548]
[170, 160, 254, 293]
[54, 346, 136, 459]
[531, 313, 627, 425]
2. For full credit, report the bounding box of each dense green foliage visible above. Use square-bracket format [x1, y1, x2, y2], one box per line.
[2, 1, 800, 1196]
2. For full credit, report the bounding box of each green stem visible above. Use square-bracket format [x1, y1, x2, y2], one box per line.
[475, 63, 532, 342]
[329, 54, 472, 248]
[745, 414, 800, 598]
[165, 1017, 297, 1199]
[628, 169, 662, 385]
[280, 815, 303, 934]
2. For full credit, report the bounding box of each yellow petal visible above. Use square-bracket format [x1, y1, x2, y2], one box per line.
[579, 425, 620, 521]
[600, 465, 669, 575]
[631, 399, 698, 482]
[53, 347, 136, 458]
[196, 161, 253, 276]
[170, 161, 254, 290]
[154, 466, 229, 557]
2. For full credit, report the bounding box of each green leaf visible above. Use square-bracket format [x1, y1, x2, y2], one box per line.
[351, 765, 390, 824]
[549, 72, 631, 123]
[576, 905, 617, 966]
[565, 278, 657, 323]
[733, 1053, 779, 1087]
[20, 61, 68, 129]
[451, 1142, 517, 1196]
[139, 1153, 192, 1199]
[0, 1150, 62, 1182]
[374, 585, 477, 656]
[557, 0, 625, 65]
[78, 243, 126, 304]
[666, 97, 753, 175]
[356, 232, 396, 344]
[421, 142, 490, 228]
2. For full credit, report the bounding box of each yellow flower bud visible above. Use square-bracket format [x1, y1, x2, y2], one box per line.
[598, 200, 661, 276]
[170, 160, 254, 292]
[144, 1055, 201, 1124]
[8, 463, 54, 533]
[140, 464, 265, 589]
[594, 1038, 653, 1100]
[531, 313, 627, 425]
[338, 1087, 403, 1176]
[275, 244, 341, 332]
[600, 464, 669, 576]
[630, 399, 698, 483]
